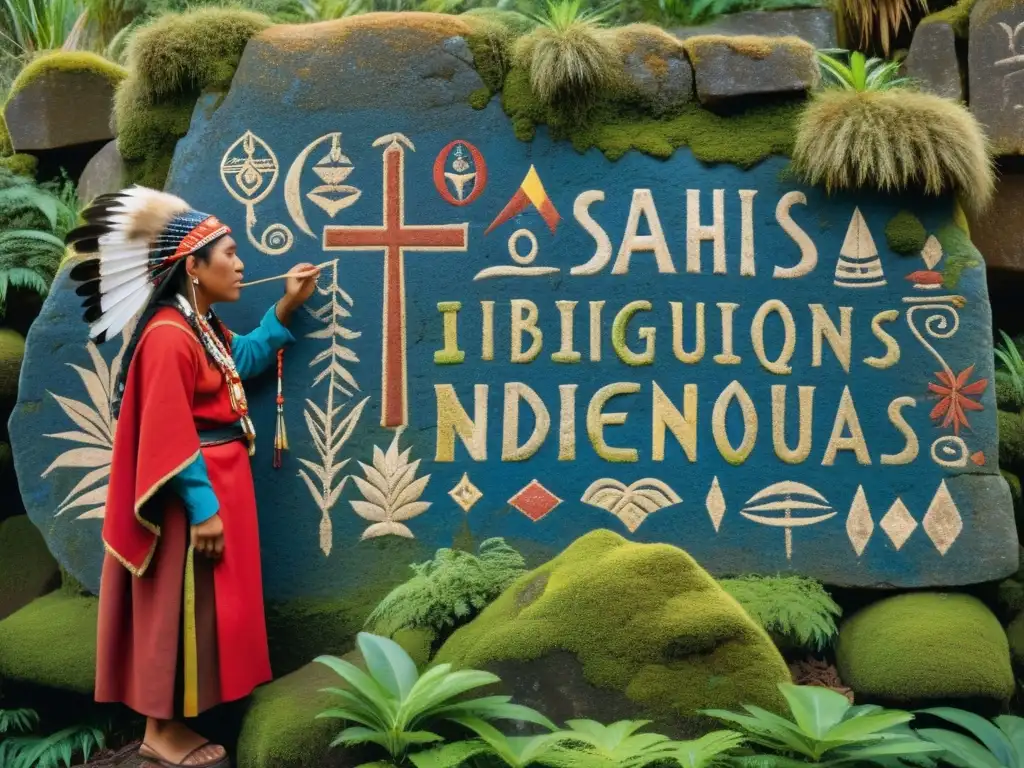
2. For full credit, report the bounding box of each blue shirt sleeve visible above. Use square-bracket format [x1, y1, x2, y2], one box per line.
[231, 304, 296, 380]
[170, 453, 219, 525]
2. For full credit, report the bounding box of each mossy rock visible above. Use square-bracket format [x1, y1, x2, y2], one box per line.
[999, 409, 1024, 467]
[115, 8, 271, 188]
[996, 371, 1024, 412]
[0, 591, 97, 694]
[0, 516, 59, 622]
[435, 529, 790, 736]
[391, 626, 436, 667]
[0, 111, 11, 156]
[921, 0, 976, 37]
[8, 51, 125, 98]
[885, 211, 928, 254]
[237, 651, 380, 768]
[836, 593, 1014, 705]
[0, 328, 26, 399]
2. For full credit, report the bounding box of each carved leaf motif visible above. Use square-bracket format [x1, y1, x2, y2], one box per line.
[350, 427, 431, 539]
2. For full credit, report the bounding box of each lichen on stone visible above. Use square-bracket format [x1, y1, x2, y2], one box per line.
[884, 210, 928, 254]
[682, 34, 815, 65]
[920, 0, 976, 37]
[0, 154, 37, 178]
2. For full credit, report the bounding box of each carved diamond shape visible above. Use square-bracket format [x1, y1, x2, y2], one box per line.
[921, 235, 943, 269]
[449, 472, 482, 513]
[509, 480, 562, 522]
[880, 499, 917, 550]
[846, 485, 874, 556]
[705, 477, 726, 532]
[923, 480, 963, 555]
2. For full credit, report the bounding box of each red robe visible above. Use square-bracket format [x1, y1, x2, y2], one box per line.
[95, 307, 271, 719]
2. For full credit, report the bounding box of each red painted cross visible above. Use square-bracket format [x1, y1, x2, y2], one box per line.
[323, 134, 468, 428]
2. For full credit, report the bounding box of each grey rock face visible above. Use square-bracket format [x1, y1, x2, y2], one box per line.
[673, 9, 839, 49]
[969, 0, 1024, 155]
[5, 70, 117, 151]
[906, 21, 963, 101]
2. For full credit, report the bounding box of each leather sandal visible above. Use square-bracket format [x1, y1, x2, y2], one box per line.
[138, 741, 230, 767]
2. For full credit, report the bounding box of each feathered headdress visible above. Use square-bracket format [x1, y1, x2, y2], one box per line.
[65, 186, 232, 343]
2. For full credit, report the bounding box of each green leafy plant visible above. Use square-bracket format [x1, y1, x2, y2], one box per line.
[0, 709, 106, 768]
[719, 574, 842, 652]
[915, 708, 1024, 768]
[0, 169, 76, 316]
[995, 331, 1024, 409]
[642, 0, 819, 25]
[409, 718, 744, 768]
[703, 683, 942, 766]
[315, 632, 556, 761]
[816, 49, 911, 92]
[366, 537, 527, 639]
[0, 0, 85, 57]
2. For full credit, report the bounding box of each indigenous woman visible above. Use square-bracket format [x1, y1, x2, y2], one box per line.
[65, 187, 319, 767]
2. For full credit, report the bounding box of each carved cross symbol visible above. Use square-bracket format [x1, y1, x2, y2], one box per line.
[323, 133, 469, 428]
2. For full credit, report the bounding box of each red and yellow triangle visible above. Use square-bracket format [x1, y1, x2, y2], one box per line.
[485, 165, 560, 235]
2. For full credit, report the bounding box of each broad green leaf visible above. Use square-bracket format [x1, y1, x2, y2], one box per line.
[995, 715, 1024, 761]
[918, 707, 1015, 765]
[357, 632, 419, 701]
[314, 654, 395, 718]
[409, 739, 493, 768]
[828, 738, 944, 762]
[916, 727, 1005, 768]
[823, 710, 913, 742]
[780, 683, 851, 739]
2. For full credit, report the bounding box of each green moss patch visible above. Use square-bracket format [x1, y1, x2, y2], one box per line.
[435, 529, 790, 732]
[0, 111, 11, 156]
[0, 592, 97, 694]
[0, 516, 59, 622]
[885, 211, 927, 254]
[502, 64, 797, 164]
[1000, 410, 1024, 467]
[836, 593, 1014, 704]
[0, 328, 25, 399]
[996, 371, 1024, 411]
[0, 154, 38, 178]
[920, 0, 976, 37]
[1008, 611, 1024, 671]
[236, 660, 340, 768]
[935, 222, 983, 289]
[115, 8, 271, 188]
[9, 52, 126, 99]
[682, 34, 814, 65]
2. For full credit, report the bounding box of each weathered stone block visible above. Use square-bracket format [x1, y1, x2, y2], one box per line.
[969, 0, 1024, 154]
[618, 26, 694, 114]
[673, 9, 838, 49]
[905, 21, 963, 100]
[968, 170, 1024, 271]
[77, 140, 126, 208]
[685, 35, 819, 106]
[5, 70, 117, 151]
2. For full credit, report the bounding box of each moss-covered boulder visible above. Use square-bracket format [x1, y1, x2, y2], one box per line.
[0, 516, 59, 622]
[997, 371, 1024, 412]
[435, 529, 790, 736]
[1007, 611, 1024, 672]
[4, 52, 125, 151]
[1000, 409, 1024, 467]
[0, 591, 97, 694]
[0, 328, 25, 400]
[836, 593, 1014, 705]
[617, 25, 694, 116]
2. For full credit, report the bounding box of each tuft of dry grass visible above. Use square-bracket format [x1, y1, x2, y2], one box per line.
[793, 89, 995, 214]
[514, 0, 620, 110]
[837, 0, 929, 56]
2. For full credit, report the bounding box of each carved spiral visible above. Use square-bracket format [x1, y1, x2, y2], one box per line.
[931, 435, 969, 468]
[260, 223, 294, 256]
[905, 302, 961, 372]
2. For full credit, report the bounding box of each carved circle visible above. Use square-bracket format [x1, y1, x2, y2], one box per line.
[432, 140, 487, 207]
[930, 435, 969, 468]
[508, 229, 538, 265]
[261, 223, 294, 256]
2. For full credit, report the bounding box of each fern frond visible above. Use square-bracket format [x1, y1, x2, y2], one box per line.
[0, 709, 39, 735]
[719, 574, 841, 651]
[365, 538, 527, 638]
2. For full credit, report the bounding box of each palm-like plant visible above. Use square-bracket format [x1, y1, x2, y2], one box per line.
[0, 0, 85, 56]
[835, 0, 928, 57]
[0, 709, 106, 768]
[703, 683, 942, 766]
[315, 632, 556, 761]
[816, 49, 912, 92]
[916, 708, 1024, 768]
[995, 330, 1024, 408]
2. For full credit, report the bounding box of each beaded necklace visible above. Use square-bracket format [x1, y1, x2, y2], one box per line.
[175, 294, 256, 456]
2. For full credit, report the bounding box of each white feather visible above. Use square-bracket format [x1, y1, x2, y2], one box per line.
[100, 269, 149, 299]
[89, 284, 150, 340]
